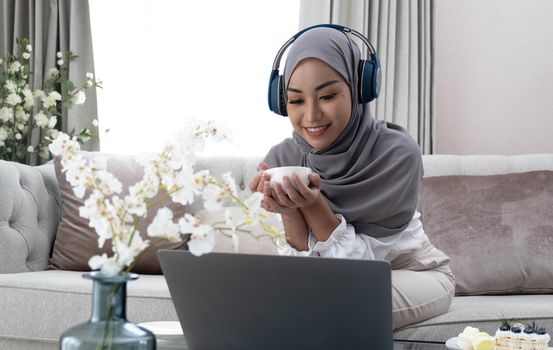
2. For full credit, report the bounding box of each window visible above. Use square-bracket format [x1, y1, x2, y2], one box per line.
[89, 0, 300, 156]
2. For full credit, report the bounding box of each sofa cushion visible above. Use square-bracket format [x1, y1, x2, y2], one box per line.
[0, 270, 177, 346]
[2, 272, 552, 346]
[49, 153, 188, 274]
[421, 171, 553, 295]
[0, 161, 60, 273]
[394, 295, 553, 342]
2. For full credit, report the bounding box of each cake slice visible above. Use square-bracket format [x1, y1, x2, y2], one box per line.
[494, 320, 550, 350]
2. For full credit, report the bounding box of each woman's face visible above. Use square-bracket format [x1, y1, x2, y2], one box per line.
[286, 58, 352, 150]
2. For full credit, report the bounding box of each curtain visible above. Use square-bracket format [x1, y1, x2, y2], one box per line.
[0, 0, 99, 161]
[299, 0, 435, 154]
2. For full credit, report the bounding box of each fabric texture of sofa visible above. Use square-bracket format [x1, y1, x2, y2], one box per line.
[1, 153, 553, 349]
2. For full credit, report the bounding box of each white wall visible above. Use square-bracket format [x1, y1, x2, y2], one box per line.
[434, 0, 553, 155]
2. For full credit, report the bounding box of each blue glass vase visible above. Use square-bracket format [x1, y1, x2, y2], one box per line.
[59, 272, 156, 349]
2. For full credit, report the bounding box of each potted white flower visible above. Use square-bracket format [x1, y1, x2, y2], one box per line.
[0, 38, 101, 164]
[51, 120, 284, 349]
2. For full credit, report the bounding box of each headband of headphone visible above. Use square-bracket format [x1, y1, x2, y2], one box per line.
[267, 24, 382, 116]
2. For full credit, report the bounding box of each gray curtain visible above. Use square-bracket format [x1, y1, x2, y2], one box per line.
[0, 0, 99, 157]
[299, 0, 435, 154]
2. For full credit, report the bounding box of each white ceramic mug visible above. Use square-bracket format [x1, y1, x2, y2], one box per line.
[264, 166, 312, 189]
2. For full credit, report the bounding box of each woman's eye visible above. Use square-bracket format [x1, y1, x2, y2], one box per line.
[288, 99, 303, 105]
[320, 93, 337, 101]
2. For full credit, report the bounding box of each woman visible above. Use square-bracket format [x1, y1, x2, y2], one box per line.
[249, 26, 455, 329]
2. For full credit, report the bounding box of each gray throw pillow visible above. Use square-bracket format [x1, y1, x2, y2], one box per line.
[420, 171, 553, 295]
[49, 152, 188, 274]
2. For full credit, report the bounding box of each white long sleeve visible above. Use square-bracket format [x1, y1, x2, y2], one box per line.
[276, 211, 428, 262]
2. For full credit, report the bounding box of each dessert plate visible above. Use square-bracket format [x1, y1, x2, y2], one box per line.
[445, 337, 462, 350]
[446, 337, 553, 350]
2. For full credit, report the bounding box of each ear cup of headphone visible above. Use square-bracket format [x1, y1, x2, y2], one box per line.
[268, 70, 287, 116]
[358, 56, 381, 103]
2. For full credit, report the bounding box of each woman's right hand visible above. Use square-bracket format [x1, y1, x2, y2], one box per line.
[248, 162, 270, 193]
[249, 162, 297, 215]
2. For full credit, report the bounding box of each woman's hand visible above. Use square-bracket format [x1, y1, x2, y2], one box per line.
[261, 180, 300, 215]
[249, 162, 296, 214]
[270, 172, 321, 210]
[248, 162, 270, 193]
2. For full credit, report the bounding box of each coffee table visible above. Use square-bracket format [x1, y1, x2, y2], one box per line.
[139, 321, 448, 350]
[395, 340, 447, 349]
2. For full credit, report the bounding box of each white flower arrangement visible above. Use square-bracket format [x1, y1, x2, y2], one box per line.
[49, 120, 285, 275]
[0, 38, 101, 163]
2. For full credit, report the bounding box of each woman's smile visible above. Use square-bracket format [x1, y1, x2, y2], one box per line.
[304, 123, 330, 137]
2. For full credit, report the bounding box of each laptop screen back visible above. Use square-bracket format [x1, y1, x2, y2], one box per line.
[158, 250, 393, 350]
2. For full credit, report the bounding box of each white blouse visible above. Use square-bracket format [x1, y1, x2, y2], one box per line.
[276, 211, 428, 262]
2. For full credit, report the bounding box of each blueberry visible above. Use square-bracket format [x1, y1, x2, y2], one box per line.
[537, 328, 547, 335]
[512, 327, 522, 333]
[500, 325, 510, 331]
[524, 327, 534, 334]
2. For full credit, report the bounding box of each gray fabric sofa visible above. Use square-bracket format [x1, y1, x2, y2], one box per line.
[1, 154, 553, 349]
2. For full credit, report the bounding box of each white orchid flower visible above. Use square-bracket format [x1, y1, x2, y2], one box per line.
[101, 258, 123, 276]
[53, 121, 281, 276]
[147, 207, 181, 242]
[187, 230, 215, 256]
[89, 254, 109, 270]
[202, 184, 224, 211]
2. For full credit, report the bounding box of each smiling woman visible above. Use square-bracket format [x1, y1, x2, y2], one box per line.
[89, 0, 299, 156]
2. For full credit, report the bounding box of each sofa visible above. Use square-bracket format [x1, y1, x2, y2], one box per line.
[1, 153, 553, 349]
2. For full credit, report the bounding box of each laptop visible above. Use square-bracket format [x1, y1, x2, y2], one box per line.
[158, 250, 395, 350]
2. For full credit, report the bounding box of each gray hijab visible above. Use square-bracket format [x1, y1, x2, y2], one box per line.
[264, 27, 423, 238]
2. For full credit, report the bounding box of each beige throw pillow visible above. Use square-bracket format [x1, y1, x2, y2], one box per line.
[420, 170, 553, 295]
[49, 152, 188, 274]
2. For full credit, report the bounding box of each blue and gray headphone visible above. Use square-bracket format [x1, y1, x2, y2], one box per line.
[267, 24, 382, 116]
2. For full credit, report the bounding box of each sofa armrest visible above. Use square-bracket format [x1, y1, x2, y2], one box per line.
[0, 160, 61, 273]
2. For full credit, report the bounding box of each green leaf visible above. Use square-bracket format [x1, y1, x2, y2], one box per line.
[64, 80, 75, 92]
[64, 98, 74, 109]
[48, 105, 61, 116]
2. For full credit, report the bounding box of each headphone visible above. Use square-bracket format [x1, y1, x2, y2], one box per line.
[268, 24, 382, 116]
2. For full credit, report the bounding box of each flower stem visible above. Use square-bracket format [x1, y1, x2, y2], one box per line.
[95, 282, 120, 350]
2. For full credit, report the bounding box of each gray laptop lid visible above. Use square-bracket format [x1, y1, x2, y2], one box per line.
[158, 250, 393, 350]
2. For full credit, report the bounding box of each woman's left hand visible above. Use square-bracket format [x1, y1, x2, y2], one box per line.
[271, 172, 321, 209]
